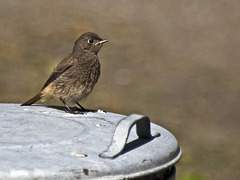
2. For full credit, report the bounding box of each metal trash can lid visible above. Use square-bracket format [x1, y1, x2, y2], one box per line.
[0, 103, 181, 179]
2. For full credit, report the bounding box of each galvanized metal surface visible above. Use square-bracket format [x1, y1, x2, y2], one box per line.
[0, 103, 181, 180]
[99, 114, 160, 159]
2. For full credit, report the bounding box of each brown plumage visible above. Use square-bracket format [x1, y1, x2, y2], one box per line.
[21, 32, 108, 113]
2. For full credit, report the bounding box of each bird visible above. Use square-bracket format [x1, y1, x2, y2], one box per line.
[21, 32, 108, 114]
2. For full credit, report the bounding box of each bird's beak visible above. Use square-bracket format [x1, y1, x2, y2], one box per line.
[95, 39, 108, 45]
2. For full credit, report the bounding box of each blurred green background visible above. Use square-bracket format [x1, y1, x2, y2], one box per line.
[0, 0, 239, 179]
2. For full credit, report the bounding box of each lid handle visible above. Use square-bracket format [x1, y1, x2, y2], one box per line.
[99, 114, 160, 159]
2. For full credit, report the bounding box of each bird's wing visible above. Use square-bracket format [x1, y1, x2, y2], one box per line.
[41, 55, 77, 90]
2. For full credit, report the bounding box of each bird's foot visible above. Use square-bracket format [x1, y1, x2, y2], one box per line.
[76, 106, 105, 113]
[64, 105, 104, 114]
[64, 107, 84, 114]
[75, 107, 99, 113]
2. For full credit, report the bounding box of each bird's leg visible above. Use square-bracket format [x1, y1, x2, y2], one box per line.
[75, 102, 86, 111]
[59, 97, 83, 114]
[75, 102, 98, 113]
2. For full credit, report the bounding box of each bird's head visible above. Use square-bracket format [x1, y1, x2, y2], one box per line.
[73, 32, 108, 55]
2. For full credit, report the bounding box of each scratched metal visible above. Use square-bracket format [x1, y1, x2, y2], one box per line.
[0, 103, 181, 180]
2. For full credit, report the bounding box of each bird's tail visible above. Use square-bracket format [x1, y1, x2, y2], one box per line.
[21, 92, 42, 106]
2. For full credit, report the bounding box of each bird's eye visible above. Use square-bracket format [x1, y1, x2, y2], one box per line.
[88, 39, 94, 43]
